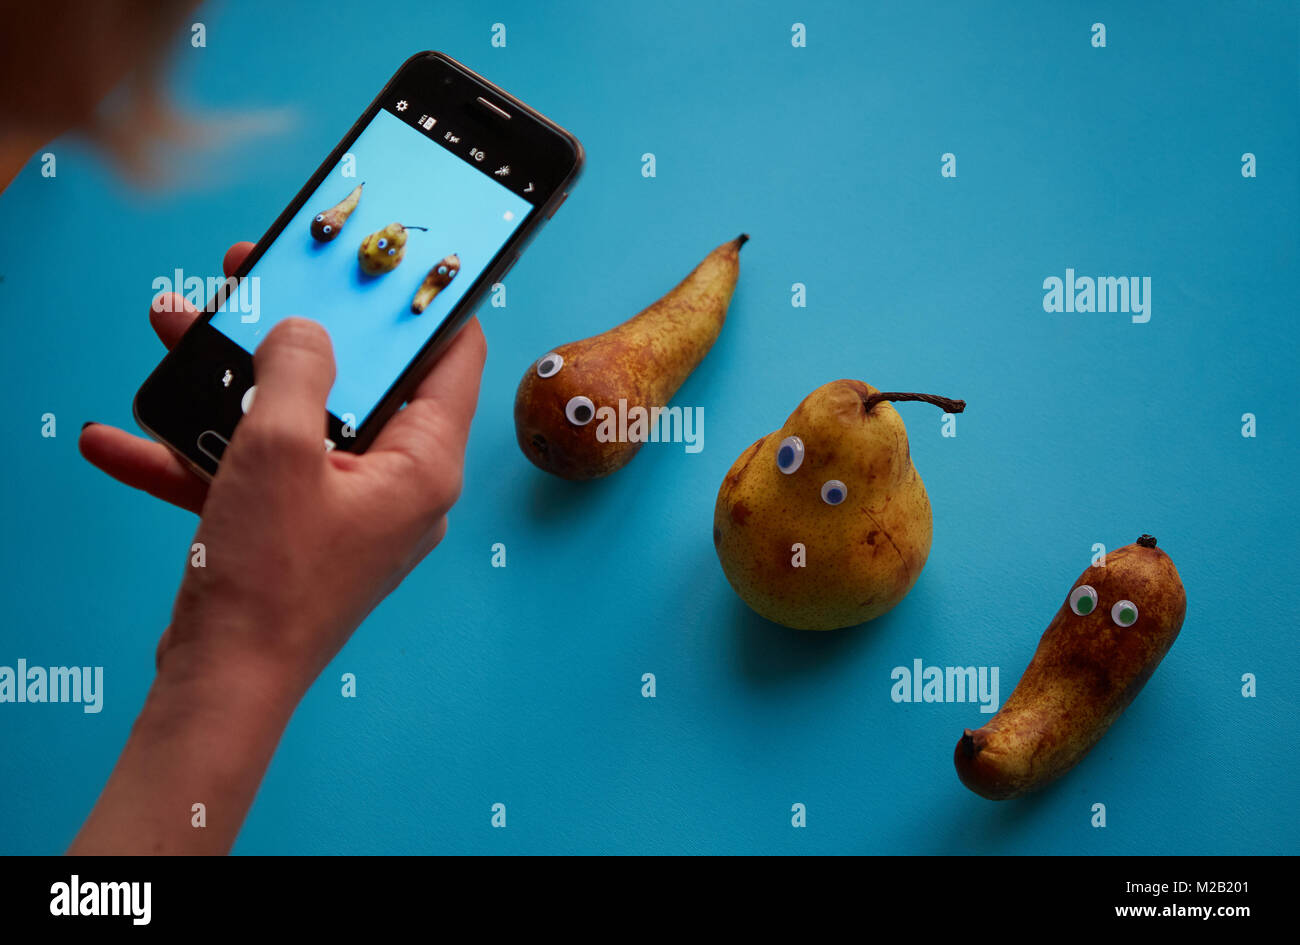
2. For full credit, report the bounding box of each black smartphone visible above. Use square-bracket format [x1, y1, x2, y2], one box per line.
[134, 51, 583, 477]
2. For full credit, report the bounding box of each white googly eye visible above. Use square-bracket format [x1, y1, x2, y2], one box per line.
[437, 265, 448, 275]
[315, 214, 325, 222]
[1111, 599, 1139, 627]
[387, 248, 396, 256]
[322, 224, 332, 234]
[820, 479, 847, 505]
[1069, 585, 1098, 616]
[565, 395, 595, 425]
[536, 353, 563, 378]
[775, 436, 805, 474]
[377, 238, 388, 249]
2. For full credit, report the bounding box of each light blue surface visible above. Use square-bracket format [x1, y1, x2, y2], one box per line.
[211, 109, 530, 421]
[0, 1, 1295, 854]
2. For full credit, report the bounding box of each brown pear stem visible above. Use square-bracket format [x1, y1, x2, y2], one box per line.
[862, 391, 966, 414]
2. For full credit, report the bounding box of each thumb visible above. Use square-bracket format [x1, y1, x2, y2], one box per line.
[239, 318, 336, 457]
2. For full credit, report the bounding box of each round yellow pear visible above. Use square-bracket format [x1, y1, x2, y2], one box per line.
[713, 380, 965, 630]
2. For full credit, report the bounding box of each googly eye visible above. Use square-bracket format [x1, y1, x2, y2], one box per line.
[565, 395, 595, 425]
[387, 248, 396, 256]
[1111, 599, 1139, 627]
[315, 214, 325, 222]
[820, 479, 847, 505]
[437, 265, 448, 275]
[536, 353, 563, 378]
[1068, 585, 1098, 616]
[322, 224, 332, 234]
[775, 436, 805, 474]
[377, 238, 388, 249]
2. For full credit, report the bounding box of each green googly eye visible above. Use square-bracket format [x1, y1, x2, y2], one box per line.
[1111, 600, 1138, 627]
[1069, 585, 1098, 616]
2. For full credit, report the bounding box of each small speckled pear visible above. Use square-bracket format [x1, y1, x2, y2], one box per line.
[713, 381, 965, 631]
[955, 536, 1187, 800]
[515, 234, 747, 479]
[357, 222, 427, 276]
[310, 183, 363, 241]
[411, 254, 461, 313]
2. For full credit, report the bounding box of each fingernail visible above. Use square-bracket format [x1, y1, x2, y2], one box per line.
[81, 421, 97, 431]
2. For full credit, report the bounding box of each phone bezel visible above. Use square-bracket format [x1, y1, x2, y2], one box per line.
[133, 50, 583, 479]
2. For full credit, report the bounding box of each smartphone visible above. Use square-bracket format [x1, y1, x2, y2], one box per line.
[134, 51, 583, 477]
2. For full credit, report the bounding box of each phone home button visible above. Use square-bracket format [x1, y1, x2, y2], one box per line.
[196, 430, 229, 464]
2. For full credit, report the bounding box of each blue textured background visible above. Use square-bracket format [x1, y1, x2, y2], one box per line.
[0, 1, 1295, 854]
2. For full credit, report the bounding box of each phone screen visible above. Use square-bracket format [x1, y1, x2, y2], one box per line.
[210, 107, 533, 423]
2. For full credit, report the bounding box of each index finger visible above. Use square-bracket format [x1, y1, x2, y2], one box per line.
[224, 241, 256, 277]
[150, 241, 255, 349]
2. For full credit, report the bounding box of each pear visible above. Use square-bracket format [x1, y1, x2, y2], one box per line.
[514, 234, 747, 479]
[357, 222, 427, 275]
[411, 253, 461, 314]
[955, 536, 1186, 800]
[713, 381, 965, 631]
[310, 183, 363, 242]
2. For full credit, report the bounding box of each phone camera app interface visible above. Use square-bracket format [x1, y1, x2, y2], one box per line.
[210, 107, 531, 423]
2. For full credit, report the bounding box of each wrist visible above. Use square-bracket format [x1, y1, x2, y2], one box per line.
[68, 626, 305, 856]
[158, 590, 326, 696]
[145, 626, 308, 745]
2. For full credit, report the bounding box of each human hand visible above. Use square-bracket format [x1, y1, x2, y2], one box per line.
[70, 242, 484, 853]
[79, 241, 487, 699]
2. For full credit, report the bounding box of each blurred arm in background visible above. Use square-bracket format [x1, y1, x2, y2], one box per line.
[0, 0, 199, 193]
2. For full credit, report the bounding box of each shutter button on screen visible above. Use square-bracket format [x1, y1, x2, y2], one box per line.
[241, 385, 257, 414]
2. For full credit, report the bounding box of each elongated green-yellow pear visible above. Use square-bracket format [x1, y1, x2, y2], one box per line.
[411, 254, 460, 313]
[310, 183, 363, 242]
[515, 234, 747, 479]
[955, 536, 1186, 799]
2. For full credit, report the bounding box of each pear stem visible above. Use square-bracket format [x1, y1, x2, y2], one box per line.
[401, 225, 429, 232]
[862, 391, 966, 414]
